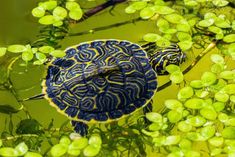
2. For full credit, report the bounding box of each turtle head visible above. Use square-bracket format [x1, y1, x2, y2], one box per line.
[149, 43, 186, 75]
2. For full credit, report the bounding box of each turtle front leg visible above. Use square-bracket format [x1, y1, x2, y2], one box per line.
[71, 121, 88, 136]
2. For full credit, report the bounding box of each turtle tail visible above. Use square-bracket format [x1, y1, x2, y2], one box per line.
[71, 121, 88, 136]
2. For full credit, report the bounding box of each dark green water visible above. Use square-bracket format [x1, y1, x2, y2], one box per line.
[0, 0, 234, 156]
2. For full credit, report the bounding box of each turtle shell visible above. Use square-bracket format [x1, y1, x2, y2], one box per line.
[42, 39, 158, 123]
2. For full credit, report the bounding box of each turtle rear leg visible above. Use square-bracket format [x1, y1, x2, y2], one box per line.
[143, 101, 153, 125]
[71, 121, 88, 136]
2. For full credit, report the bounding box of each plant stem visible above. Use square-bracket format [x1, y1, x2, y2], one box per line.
[78, 0, 127, 22]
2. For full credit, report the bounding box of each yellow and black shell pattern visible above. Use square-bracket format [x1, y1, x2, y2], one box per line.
[42, 39, 158, 124]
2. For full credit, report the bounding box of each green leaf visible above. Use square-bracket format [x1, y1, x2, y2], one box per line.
[165, 65, 181, 74]
[228, 43, 235, 55]
[60, 136, 71, 146]
[177, 86, 194, 100]
[83, 145, 100, 157]
[204, 12, 217, 20]
[164, 99, 183, 110]
[215, 92, 229, 102]
[179, 138, 192, 149]
[213, 101, 225, 112]
[69, 9, 83, 20]
[195, 90, 209, 98]
[187, 132, 205, 141]
[0, 47, 6, 57]
[177, 40, 193, 51]
[188, 19, 197, 27]
[53, 20, 63, 27]
[163, 34, 172, 40]
[177, 32, 192, 41]
[125, 6, 136, 14]
[140, 7, 155, 19]
[200, 125, 215, 139]
[149, 123, 163, 131]
[186, 116, 206, 127]
[33, 60, 44, 65]
[190, 80, 203, 89]
[159, 28, 177, 34]
[211, 148, 222, 156]
[39, 1, 57, 10]
[184, 150, 201, 157]
[170, 71, 184, 84]
[146, 112, 162, 123]
[232, 20, 235, 30]
[24, 152, 42, 157]
[215, 18, 231, 28]
[143, 33, 162, 42]
[66, 1, 80, 11]
[15, 142, 28, 156]
[157, 18, 169, 29]
[230, 95, 235, 103]
[22, 51, 34, 62]
[0, 147, 18, 157]
[167, 110, 182, 123]
[164, 135, 181, 145]
[225, 118, 235, 126]
[8, 45, 26, 53]
[219, 71, 235, 80]
[69, 138, 88, 150]
[221, 84, 235, 94]
[164, 14, 184, 24]
[39, 46, 55, 53]
[50, 50, 66, 58]
[38, 15, 55, 25]
[68, 146, 81, 156]
[31, 7, 45, 18]
[210, 54, 224, 63]
[209, 137, 224, 147]
[151, 5, 175, 15]
[35, 52, 46, 61]
[155, 38, 170, 47]
[201, 71, 217, 86]
[211, 63, 224, 73]
[208, 26, 223, 34]
[0, 104, 20, 114]
[154, 0, 165, 5]
[178, 121, 192, 132]
[89, 135, 102, 147]
[222, 127, 235, 139]
[200, 108, 217, 120]
[142, 129, 159, 137]
[198, 19, 214, 27]
[218, 113, 228, 122]
[212, 0, 229, 7]
[185, 0, 198, 7]
[216, 33, 224, 40]
[131, 1, 147, 10]
[50, 144, 67, 157]
[53, 6, 68, 20]
[223, 34, 235, 43]
[176, 23, 191, 32]
[184, 98, 204, 109]
[209, 79, 227, 92]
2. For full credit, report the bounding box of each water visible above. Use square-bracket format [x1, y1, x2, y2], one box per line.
[0, 0, 235, 157]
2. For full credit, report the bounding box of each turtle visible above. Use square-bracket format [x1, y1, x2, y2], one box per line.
[39, 39, 185, 136]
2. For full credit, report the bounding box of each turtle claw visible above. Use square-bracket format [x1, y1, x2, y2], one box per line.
[71, 121, 88, 136]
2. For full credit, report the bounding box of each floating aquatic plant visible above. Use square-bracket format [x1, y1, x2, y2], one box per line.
[0, 0, 235, 156]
